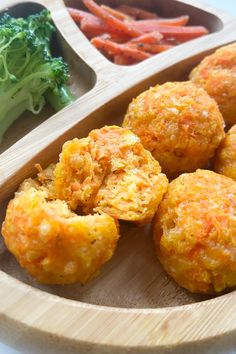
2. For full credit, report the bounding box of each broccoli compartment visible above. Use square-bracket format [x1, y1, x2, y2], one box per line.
[0, 9, 75, 143]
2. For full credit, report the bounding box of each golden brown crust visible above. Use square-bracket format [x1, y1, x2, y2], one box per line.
[123, 81, 225, 178]
[153, 169, 236, 293]
[190, 43, 236, 128]
[54, 126, 168, 223]
[2, 182, 119, 285]
[214, 124, 236, 181]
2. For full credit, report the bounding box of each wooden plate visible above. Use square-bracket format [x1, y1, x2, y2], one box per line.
[0, 0, 236, 353]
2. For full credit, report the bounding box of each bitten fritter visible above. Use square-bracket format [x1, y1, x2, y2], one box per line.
[54, 126, 168, 223]
[123, 81, 225, 178]
[153, 170, 236, 294]
[190, 43, 236, 128]
[1, 179, 119, 285]
[54, 137, 110, 212]
[214, 124, 236, 181]
[91, 126, 168, 224]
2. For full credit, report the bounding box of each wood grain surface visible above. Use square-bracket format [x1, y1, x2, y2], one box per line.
[0, 0, 236, 352]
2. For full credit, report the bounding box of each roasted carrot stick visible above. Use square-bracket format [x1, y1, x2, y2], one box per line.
[99, 33, 131, 42]
[80, 15, 109, 37]
[67, 8, 94, 23]
[160, 38, 179, 45]
[117, 5, 159, 20]
[114, 55, 136, 65]
[91, 37, 151, 61]
[68, 7, 110, 38]
[80, 14, 130, 40]
[130, 43, 174, 54]
[132, 22, 208, 40]
[130, 31, 163, 44]
[82, 0, 142, 38]
[101, 5, 133, 21]
[134, 16, 190, 27]
[135, 15, 190, 27]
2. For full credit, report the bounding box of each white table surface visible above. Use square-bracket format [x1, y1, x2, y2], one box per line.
[1, 1, 236, 353]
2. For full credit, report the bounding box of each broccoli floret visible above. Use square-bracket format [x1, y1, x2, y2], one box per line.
[0, 10, 54, 55]
[26, 10, 55, 47]
[0, 10, 75, 143]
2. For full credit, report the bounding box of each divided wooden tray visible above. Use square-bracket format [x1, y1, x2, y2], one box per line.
[0, 0, 236, 353]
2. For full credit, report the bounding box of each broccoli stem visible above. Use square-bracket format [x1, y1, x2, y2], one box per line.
[45, 84, 75, 112]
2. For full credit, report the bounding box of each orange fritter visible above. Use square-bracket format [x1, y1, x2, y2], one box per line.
[90, 126, 168, 223]
[154, 170, 236, 294]
[123, 81, 225, 178]
[54, 136, 110, 212]
[54, 126, 168, 223]
[190, 43, 236, 128]
[2, 179, 119, 285]
[214, 124, 236, 181]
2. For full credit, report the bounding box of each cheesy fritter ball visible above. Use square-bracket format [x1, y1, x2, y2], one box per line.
[123, 81, 225, 178]
[2, 179, 119, 285]
[90, 126, 168, 223]
[54, 126, 168, 223]
[214, 124, 236, 181]
[190, 43, 236, 128]
[154, 170, 236, 293]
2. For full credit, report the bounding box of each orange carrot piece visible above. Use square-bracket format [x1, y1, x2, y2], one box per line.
[68, 6, 130, 40]
[67, 7, 93, 23]
[114, 55, 136, 65]
[130, 42, 174, 54]
[91, 37, 151, 61]
[149, 43, 174, 53]
[101, 5, 132, 21]
[82, 0, 141, 38]
[117, 5, 159, 20]
[130, 31, 163, 44]
[132, 22, 209, 41]
[80, 14, 129, 40]
[96, 33, 130, 43]
[160, 38, 179, 45]
[161, 15, 189, 26]
[146, 15, 189, 26]
[80, 15, 109, 37]
[130, 16, 190, 28]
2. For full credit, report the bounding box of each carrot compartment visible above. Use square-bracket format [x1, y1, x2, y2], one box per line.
[67, 1, 209, 65]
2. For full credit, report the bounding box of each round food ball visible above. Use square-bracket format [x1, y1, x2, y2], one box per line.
[54, 125, 168, 224]
[190, 43, 236, 128]
[153, 169, 236, 293]
[123, 81, 225, 178]
[1, 179, 119, 285]
[91, 126, 168, 224]
[214, 124, 236, 181]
